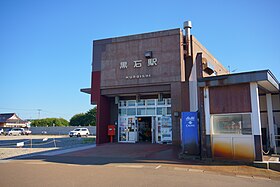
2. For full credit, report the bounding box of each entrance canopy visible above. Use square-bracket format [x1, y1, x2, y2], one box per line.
[198, 70, 279, 93]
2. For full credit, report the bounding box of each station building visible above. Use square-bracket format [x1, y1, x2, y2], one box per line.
[82, 21, 280, 162]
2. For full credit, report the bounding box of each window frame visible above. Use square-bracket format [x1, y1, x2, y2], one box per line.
[211, 113, 252, 135]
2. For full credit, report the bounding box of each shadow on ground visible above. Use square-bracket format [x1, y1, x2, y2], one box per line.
[19, 143, 252, 166]
[6, 143, 280, 180]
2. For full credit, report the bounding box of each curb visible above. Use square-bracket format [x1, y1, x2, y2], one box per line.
[253, 161, 280, 172]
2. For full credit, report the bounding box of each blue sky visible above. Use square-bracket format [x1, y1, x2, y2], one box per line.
[0, 0, 279, 120]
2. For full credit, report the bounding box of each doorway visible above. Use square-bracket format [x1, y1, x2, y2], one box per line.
[137, 117, 152, 142]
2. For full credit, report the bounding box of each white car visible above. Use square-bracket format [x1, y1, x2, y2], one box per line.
[23, 129, 32, 135]
[8, 128, 24, 136]
[69, 128, 90, 137]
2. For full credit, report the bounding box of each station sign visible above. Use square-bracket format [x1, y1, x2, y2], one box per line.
[119, 58, 158, 80]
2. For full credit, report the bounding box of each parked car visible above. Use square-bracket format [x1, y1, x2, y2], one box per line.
[7, 128, 25, 136]
[69, 128, 90, 137]
[23, 128, 32, 135]
[0, 128, 3, 135]
[3, 128, 12, 136]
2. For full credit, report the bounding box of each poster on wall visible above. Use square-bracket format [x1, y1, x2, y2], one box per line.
[161, 117, 172, 143]
[181, 112, 200, 155]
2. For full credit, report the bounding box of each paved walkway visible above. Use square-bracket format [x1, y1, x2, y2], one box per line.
[19, 142, 280, 180]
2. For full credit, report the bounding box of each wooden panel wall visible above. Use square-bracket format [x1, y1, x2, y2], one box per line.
[209, 83, 252, 114]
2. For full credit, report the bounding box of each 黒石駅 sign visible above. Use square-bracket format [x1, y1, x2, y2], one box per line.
[181, 112, 200, 155]
[119, 58, 158, 80]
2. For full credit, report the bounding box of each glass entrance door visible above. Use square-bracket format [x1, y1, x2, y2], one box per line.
[118, 98, 172, 144]
[118, 117, 137, 143]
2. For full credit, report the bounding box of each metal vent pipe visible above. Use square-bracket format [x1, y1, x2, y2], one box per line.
[183, 21, 192, 57]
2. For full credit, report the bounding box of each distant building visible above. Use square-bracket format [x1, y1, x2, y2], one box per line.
[0, 113, 28, 128]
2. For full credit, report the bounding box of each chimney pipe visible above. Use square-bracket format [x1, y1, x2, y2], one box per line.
[183, 21, 192, 57]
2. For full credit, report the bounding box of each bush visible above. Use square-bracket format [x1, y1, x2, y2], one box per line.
[31, 118, 69, 127]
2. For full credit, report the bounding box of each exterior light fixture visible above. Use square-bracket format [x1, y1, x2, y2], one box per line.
[144, 51, 153, 58]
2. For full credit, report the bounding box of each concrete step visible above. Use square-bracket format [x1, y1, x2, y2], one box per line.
[253, 161, 280, 172]
[268, 157, 279, 162]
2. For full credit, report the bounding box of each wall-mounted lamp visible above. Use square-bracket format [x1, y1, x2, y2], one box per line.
[144, 51, 153, 59]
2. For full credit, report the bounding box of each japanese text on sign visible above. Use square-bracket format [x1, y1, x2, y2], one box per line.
[120, 58, 158, 69]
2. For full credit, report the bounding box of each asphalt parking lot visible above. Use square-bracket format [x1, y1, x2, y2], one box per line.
[0, 135, 96, 159]
[0, 143, 279, 187]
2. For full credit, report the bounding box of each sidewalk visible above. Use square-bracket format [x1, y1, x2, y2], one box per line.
[27, 143, 280, 180]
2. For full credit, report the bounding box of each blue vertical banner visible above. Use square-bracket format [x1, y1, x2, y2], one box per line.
[182, 112, 200, 155]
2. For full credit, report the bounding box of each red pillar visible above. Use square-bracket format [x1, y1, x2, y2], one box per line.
[91, 71, 110, 144]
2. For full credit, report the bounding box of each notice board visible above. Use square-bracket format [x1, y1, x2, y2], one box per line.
[181, 112, 200, 155]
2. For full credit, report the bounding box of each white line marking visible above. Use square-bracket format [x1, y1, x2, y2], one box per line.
[155, 165, 161, 169]
[236, 175, 253, 179]
[188, 168, 204, 172]
[174, 167, 187, 171]
[25, 162, 49, 165]
[253, 176, 271, 181]
[0, 160, 11, 164]
[40, 144, 96, 156]
[116, 165, 144, 168]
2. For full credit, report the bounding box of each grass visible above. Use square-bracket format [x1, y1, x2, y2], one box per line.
[82, 137, 96, 144]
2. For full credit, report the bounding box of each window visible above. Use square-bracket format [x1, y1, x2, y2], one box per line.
[212, 114, 252, 135]
[137, 108, 145, 115]
[119, 101, 126, 107]
[127, 100, 136, 107]
[157, 107, 167, 115]
[157, 100, 165, 106]
[167, 107, 171, 115]
[166, 98, 171, 105]
[118, 98, 172, 117]
[137, 100, 145, 106]
[119, 109, 126, 116]
[146, 107, 156, 115]
[127, 108, 136, 116]
[147, 100, 155, 106]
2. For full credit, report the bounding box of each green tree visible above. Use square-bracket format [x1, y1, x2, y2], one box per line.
[31, 118, 69, 127]
[84, 108, 96, 126]
[69, 113, 85, 126]
[69, 107, 96, 126]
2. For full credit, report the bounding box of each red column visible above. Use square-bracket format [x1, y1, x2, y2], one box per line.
[91, 71, 110, 144]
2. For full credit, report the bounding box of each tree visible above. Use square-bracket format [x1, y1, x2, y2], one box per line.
[84, 108, 96, 126]
[69, 113, 85, 126]
[69, 107, 96, 126]
[31, 118, 69, 127]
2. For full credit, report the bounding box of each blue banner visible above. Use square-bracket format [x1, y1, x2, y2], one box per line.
[182, 112, 199, 155]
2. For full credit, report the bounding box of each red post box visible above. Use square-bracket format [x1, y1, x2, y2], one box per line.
[108, 125, 115, 143]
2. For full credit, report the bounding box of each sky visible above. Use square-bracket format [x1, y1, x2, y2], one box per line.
[0, 0, 279, 120]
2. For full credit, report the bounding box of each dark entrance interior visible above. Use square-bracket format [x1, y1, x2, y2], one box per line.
[138, 117, 152, 142]
[262, 128, 268, 152]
